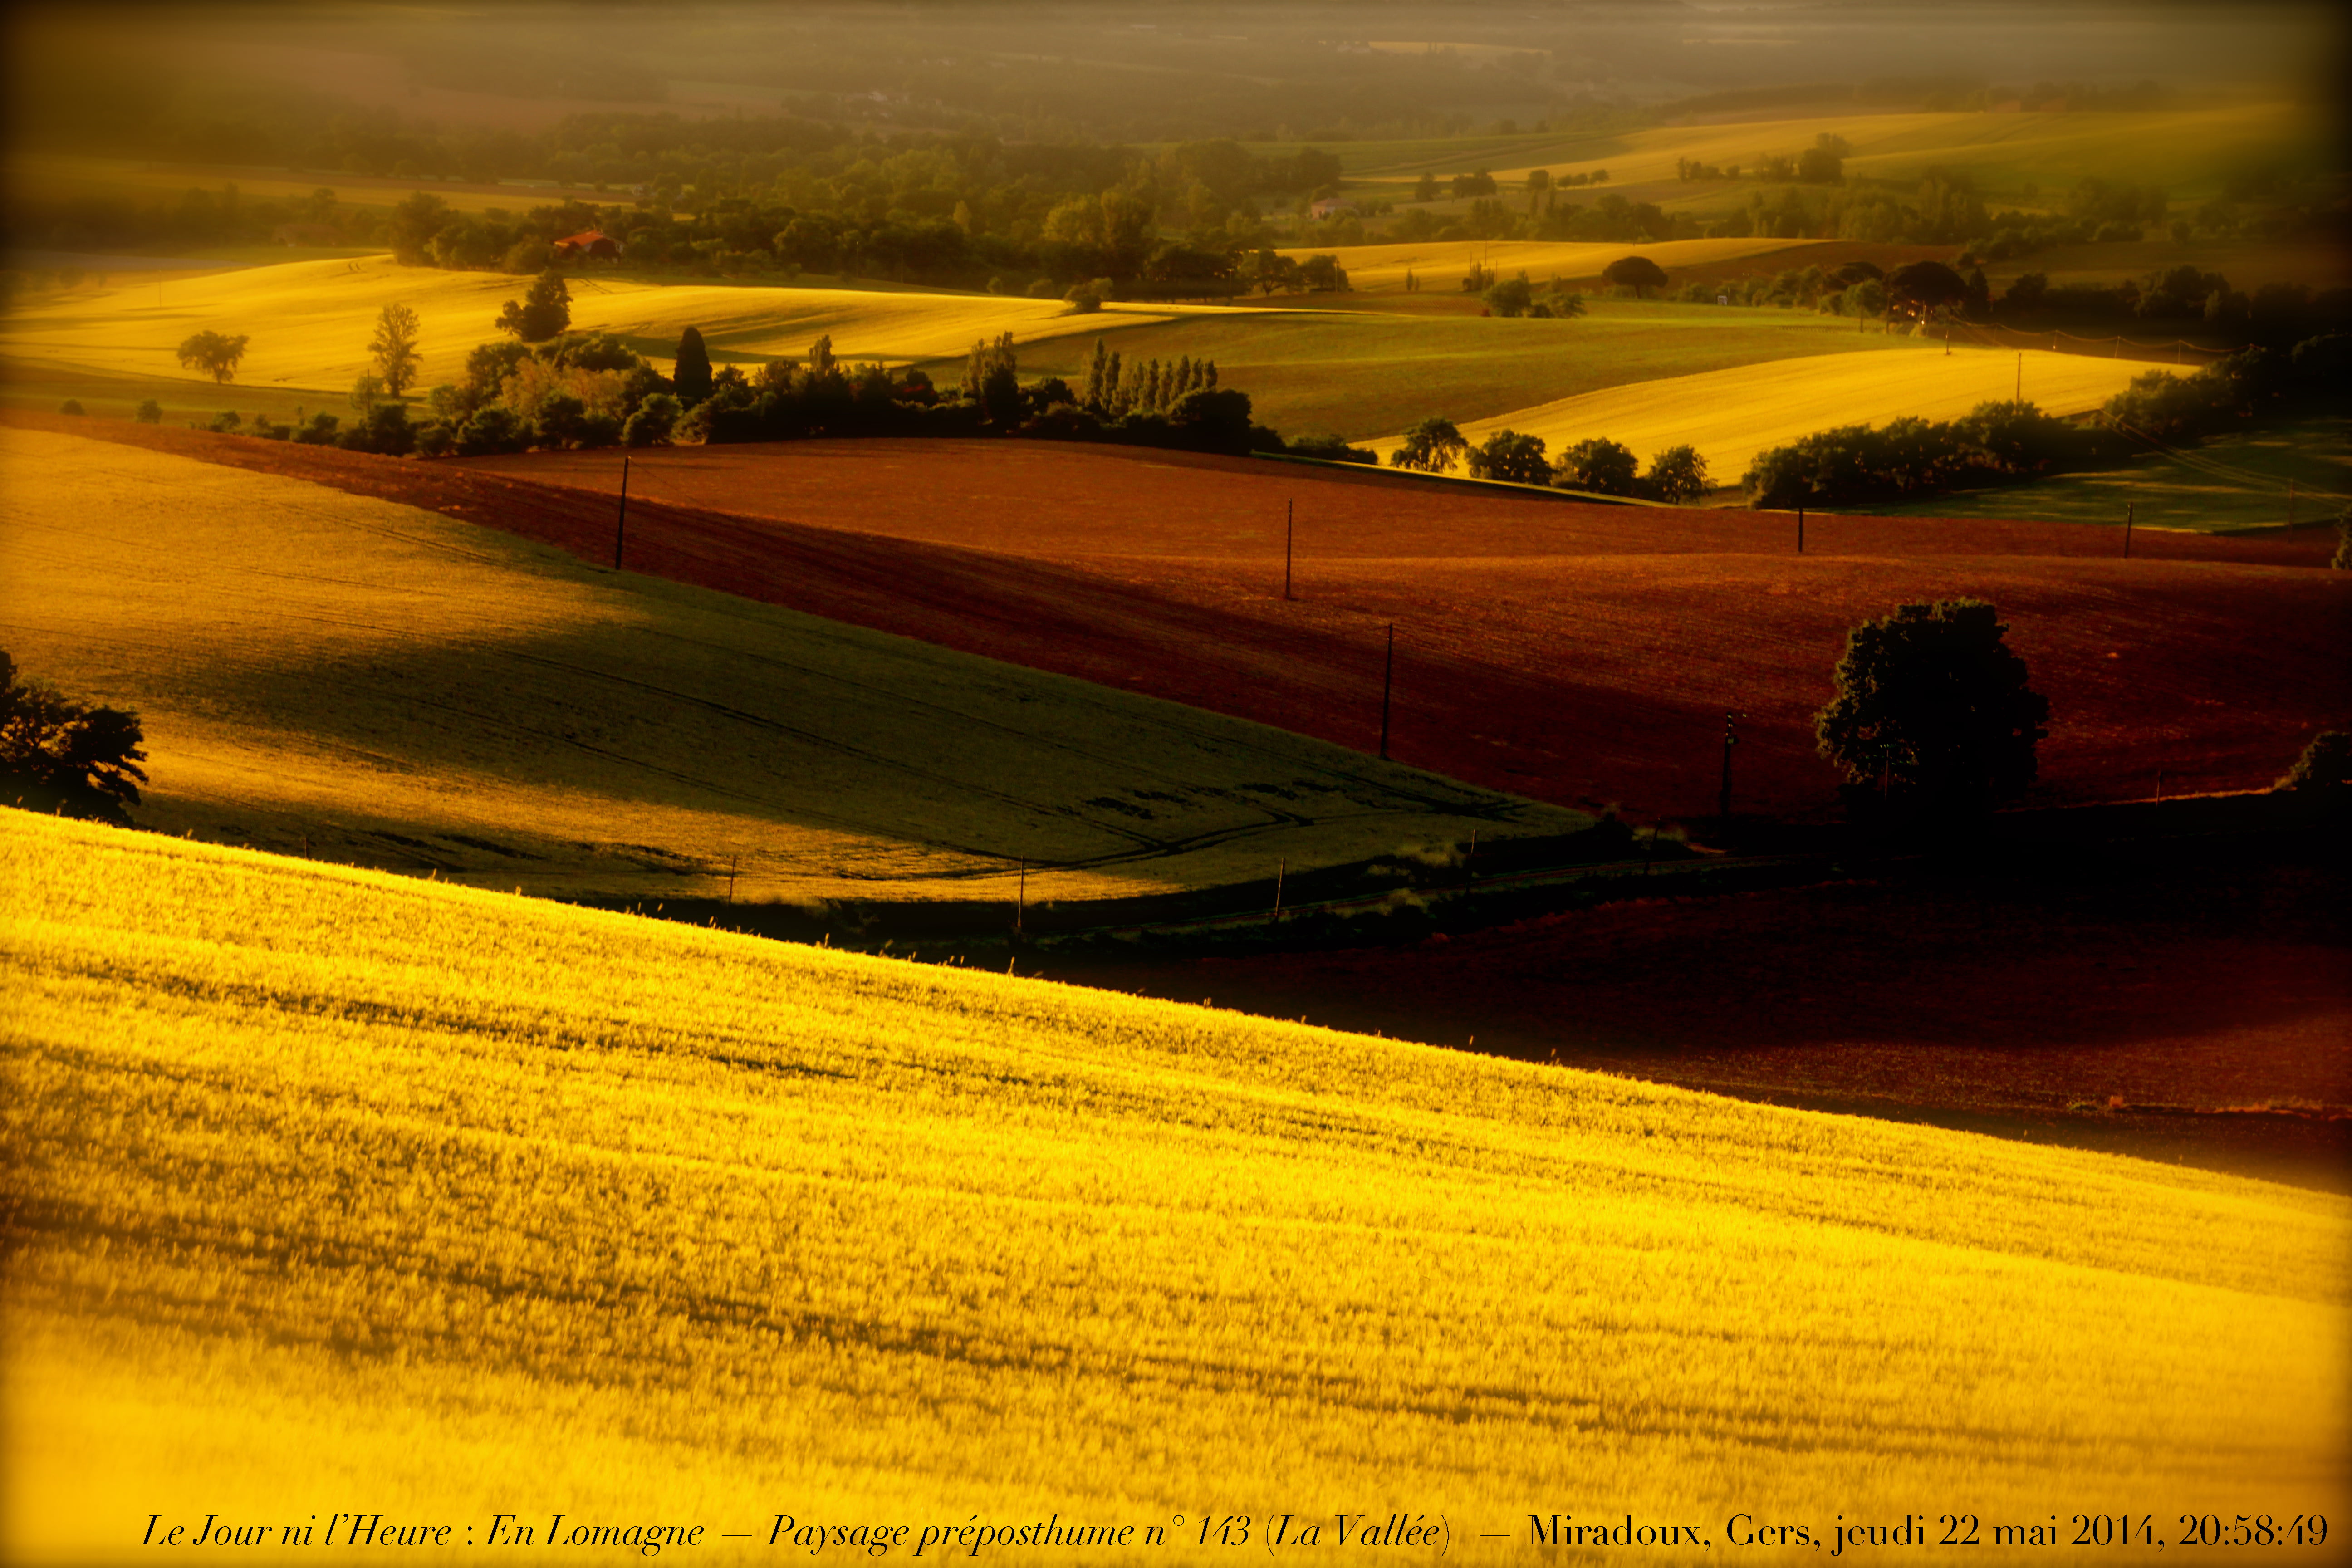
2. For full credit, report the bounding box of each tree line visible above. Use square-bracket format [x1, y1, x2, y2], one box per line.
[1387, 418, 1710, 502]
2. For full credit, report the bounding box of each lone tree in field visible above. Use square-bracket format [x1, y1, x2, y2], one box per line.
[177, 330, 249, 384]
[0, 649, 147, 826]
[1553, 436, 1642, 496]
[1601, 255, 1670, 299]
[2277, 730, 2351, 794]
[369, 304, 421, 396]
[1816, 599, 2049, 821]
[1645, 444, 1710, 502]
[497, 269, 572, 342]
[673, 326, 714, 405]
[1390, 416, 1467, 473]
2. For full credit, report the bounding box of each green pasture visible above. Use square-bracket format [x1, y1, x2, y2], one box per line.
[1859, 416, 2352, 534]
[0, 427, 1582, 907]
[988, 298, 1917, 441]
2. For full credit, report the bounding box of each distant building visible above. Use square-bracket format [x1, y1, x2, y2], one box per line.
[1309, 198, 1359, 220]
[552, 230, 624, 261]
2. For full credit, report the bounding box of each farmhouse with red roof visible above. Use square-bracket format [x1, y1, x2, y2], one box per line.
[552, 230, 623, 261]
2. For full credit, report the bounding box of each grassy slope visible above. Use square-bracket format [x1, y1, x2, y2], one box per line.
[1383, 342, 2167, 483]
[1003, 299, 1916, 441]
[0, 255, 1213, 394]
[0, 427, 1578, 904]
[5, 812, 2345, 1562]
[1863, 416, 2352, 533]
[1334, 103, 2322, 204]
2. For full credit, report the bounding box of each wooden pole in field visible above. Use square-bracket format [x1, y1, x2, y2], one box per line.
[1284, 498, 1294, 599]
[1273, 857, 1284, 922]
[1015, 859, 1025, 934]
[2124, 501, 2134, 558]
[613, 455, 631, 569]
[1378, 624, 1394, 760]
[1718, 712, 1738, 823]
[727, 852, 738, 903]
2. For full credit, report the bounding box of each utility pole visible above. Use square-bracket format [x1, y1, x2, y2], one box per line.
[1718, 711, 1738, 823]
[1272, 857, 1284, 922]
[1378, 624, 1395, 761]
[1284, 498, 1294, 599]
[1015, 859, 1025, 935]
[726, 852, 738, 903]
[2123, 501, 2134, 558]
[613, 455, 631, 569]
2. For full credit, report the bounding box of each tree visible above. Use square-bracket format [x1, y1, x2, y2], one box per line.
[1554, 437, 1641, 495]
[1645, 445, 1710, 502]
[1815, 599, 2049, 821]
[370, 304, 422, 396]
[674, 326, 714, 406]
[2277, 730, 2351, 794]
[177, 330, 249, 384]
[0, 649, 147, 826]
[1601, 255, 1669, 299]
[497, 270, 572, 342]
[1482, 275, 1535, 318]
[621, 393, 681, 448]
[1886, 260, 1969, 317]
[1390, 416, 1467, 473]
[1465, 429, 1551, 485]
[2332, 505, 2351, 571]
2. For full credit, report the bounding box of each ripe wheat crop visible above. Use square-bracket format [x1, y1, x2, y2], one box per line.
[1383, 347, 2167, 484]
[0, 427, 1573, 904]
[4, 811, 2345, 1563]
[1279, 237, 1819, 293]
[0, 255, 1209, 394]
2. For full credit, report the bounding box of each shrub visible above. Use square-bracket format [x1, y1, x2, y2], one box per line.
[1285, 433, 1378, 464]
[0, 648, 147, 826]
[58, 399, 83, 415]
[621, 393, 681, 448]
[134, 399, 162, 424]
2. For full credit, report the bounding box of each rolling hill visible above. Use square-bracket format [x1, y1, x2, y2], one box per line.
[0, 425, 1579, 906]
[5, 810, 2344, 1562]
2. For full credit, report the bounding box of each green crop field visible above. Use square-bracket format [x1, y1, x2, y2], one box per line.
[1861, 416, 2352, 534]
[1386, 342, 2167, 487]
[0, 427, 1578, 906]
[6, 810, 2344, 1561]
[1004, 299, 1919, 442]
[0, 255, 1227, 397]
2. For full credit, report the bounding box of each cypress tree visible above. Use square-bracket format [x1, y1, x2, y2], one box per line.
[673, 326, 713, 405]
[1203, 360, 1218, 391]
[1083, 338, 1108, 413]
[1105, 351, 1125, 416]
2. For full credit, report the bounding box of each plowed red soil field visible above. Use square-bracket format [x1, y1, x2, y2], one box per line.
[24, 414, 2347, 824]
[1044, 846, 2352, 1190]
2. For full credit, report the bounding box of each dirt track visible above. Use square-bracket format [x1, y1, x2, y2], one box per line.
[26, 414, 2348, 823]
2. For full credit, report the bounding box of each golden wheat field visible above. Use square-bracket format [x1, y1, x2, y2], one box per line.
[1275, 236, 1822, 293]
[3, 811, 2345, 1564]
[1387, 346, 2169, 484]
[0, 255, 1226, 394]
[0, 427, 1573, 904]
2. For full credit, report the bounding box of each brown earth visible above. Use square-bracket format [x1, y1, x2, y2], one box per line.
[1039, 844, 2352, 1191]
[20, 413, 2346, 827]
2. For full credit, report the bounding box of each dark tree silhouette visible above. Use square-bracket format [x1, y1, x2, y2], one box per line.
[1886, 261, 1970, 315]
[1602, 255, 1670, 298]
[0, 650, 147, 826]
[177, 330, 249, 384]
[497, 270, 573, 342]
[674, 326, 714, 405]
[1553, 436, 1642, 495]
[1815, 600, 2048, 821]
[1390, 416, 1467, 473]
[1465, 429, 1550, 485]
